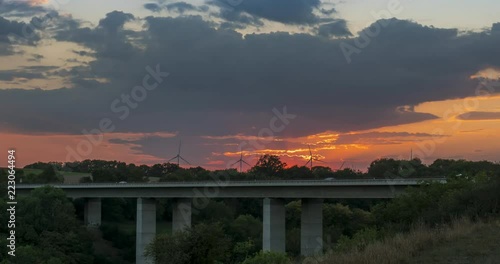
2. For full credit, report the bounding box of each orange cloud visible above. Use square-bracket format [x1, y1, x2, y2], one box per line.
[29, 0, 49, 5]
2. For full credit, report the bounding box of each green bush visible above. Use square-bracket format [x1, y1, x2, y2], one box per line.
[334, 227, 379, 252]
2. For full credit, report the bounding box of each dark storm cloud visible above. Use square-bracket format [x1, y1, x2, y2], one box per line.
[0, 70, 43, 81]
[55, 11, 139, 60]
[144, 3, 162, 12]
[27, 53, 44, 62]
[0, 16, 40, 55]
[0, 0, 47, 17]
[0, 16, 500, 141]
[72, 50, 95, 57]
[320, 7, 336, 15]
[317, 20, 351, 37]
[209, 0, 322, 25]
[218, 8, 263, 27]
[165, 2, 198, 13]
[492, 23, 500, 32]
[97, 11, 135, 33]
[456, 111, 500, 120]
[0, 66, 58, 81]
[143, 1, 209, 14]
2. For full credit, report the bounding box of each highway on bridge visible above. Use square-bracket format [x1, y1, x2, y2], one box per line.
[17, 178, 446, 199]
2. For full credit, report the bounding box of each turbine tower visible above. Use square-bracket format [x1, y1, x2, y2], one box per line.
[168, 140, 191, 166]
[231, 152, 251, 172]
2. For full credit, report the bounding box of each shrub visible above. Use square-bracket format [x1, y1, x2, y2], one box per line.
[241, 251, 292, 264]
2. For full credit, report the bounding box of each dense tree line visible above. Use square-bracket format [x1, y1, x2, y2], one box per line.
[22, 155, 496, 185]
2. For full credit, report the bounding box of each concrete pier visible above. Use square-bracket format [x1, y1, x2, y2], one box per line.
[83, 198, 101, 227]
[172, 198, 192, 232]
[136, 198, 156, 264]
[301, 198, 323, 256]
[263, 198, 286, 253]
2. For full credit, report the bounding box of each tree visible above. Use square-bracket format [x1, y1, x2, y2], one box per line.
[23, 166, 63, 184]
[7, 186, 94, 263]
[229, 214, 262, 250]
[250, 155, 287, 179]
[146, 223, 231, 264]
[284, 165, 313, 179]
[91, 168, 117, 183]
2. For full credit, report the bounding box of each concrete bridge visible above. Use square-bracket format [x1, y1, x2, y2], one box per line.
[17, 178, 445, 263]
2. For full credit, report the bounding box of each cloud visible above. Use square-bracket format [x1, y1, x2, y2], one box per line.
[27, 53, 44, 62]
[320, 7, 336, 15]
[492, 23, 500, 33]
[0, 0, 47, 17]
[0, 16, 40, 55]
[209, 0, 323, 25]
[144, 3, 162, 12]
[317, 20, 351, 37]
[143, 1, 209, 14]
[54, 11, 138, 60]
[0, 16, 499, 142]
[165, 2, 198, 13]
[97, 11, 135, 33]
[456, 111, 500, 120]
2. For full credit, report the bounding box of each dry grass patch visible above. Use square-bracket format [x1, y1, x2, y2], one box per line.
[310, 218, 494, 264]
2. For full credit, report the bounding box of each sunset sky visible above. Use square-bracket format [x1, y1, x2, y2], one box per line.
[0, 0, 499, 170]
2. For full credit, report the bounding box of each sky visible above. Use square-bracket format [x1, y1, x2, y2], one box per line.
[0, 0, 499, 170]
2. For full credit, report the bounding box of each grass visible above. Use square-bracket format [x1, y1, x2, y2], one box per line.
[408, 220, 500, 264]
[312, 218, 500, 264]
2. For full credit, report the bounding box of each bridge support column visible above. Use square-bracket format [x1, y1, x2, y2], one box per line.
[84, 198, 101, 227]
[136, 198, 156, 264]
[263, 198, 286, 253]
[301, 198, 323, 256]
[172, 198, 192, 232]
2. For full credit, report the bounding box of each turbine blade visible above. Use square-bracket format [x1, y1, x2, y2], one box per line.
[230, 160, 240, 166]
[305, 160, 311, 166]
[242, 160, 251, 166]
[168, 156, 178, 162]
[179, 156, 191, 165]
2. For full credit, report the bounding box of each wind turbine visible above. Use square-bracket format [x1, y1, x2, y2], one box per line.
[168, 140, 191, 166]
[304, 145, 324, 170]
[231, 152, 251, 172]
[338, 161, 346, 171]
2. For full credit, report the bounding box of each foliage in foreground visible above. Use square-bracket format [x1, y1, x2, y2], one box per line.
[316, 218, 493, 264]
[0, 186, 94, 263]
[241, 251, 291, 264]
[145, 223, 231, 264]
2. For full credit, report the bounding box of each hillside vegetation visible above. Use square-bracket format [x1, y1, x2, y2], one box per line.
[1, 158, 499, 263]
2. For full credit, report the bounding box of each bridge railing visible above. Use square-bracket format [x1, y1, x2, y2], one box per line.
[17, 178, 447, 188]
